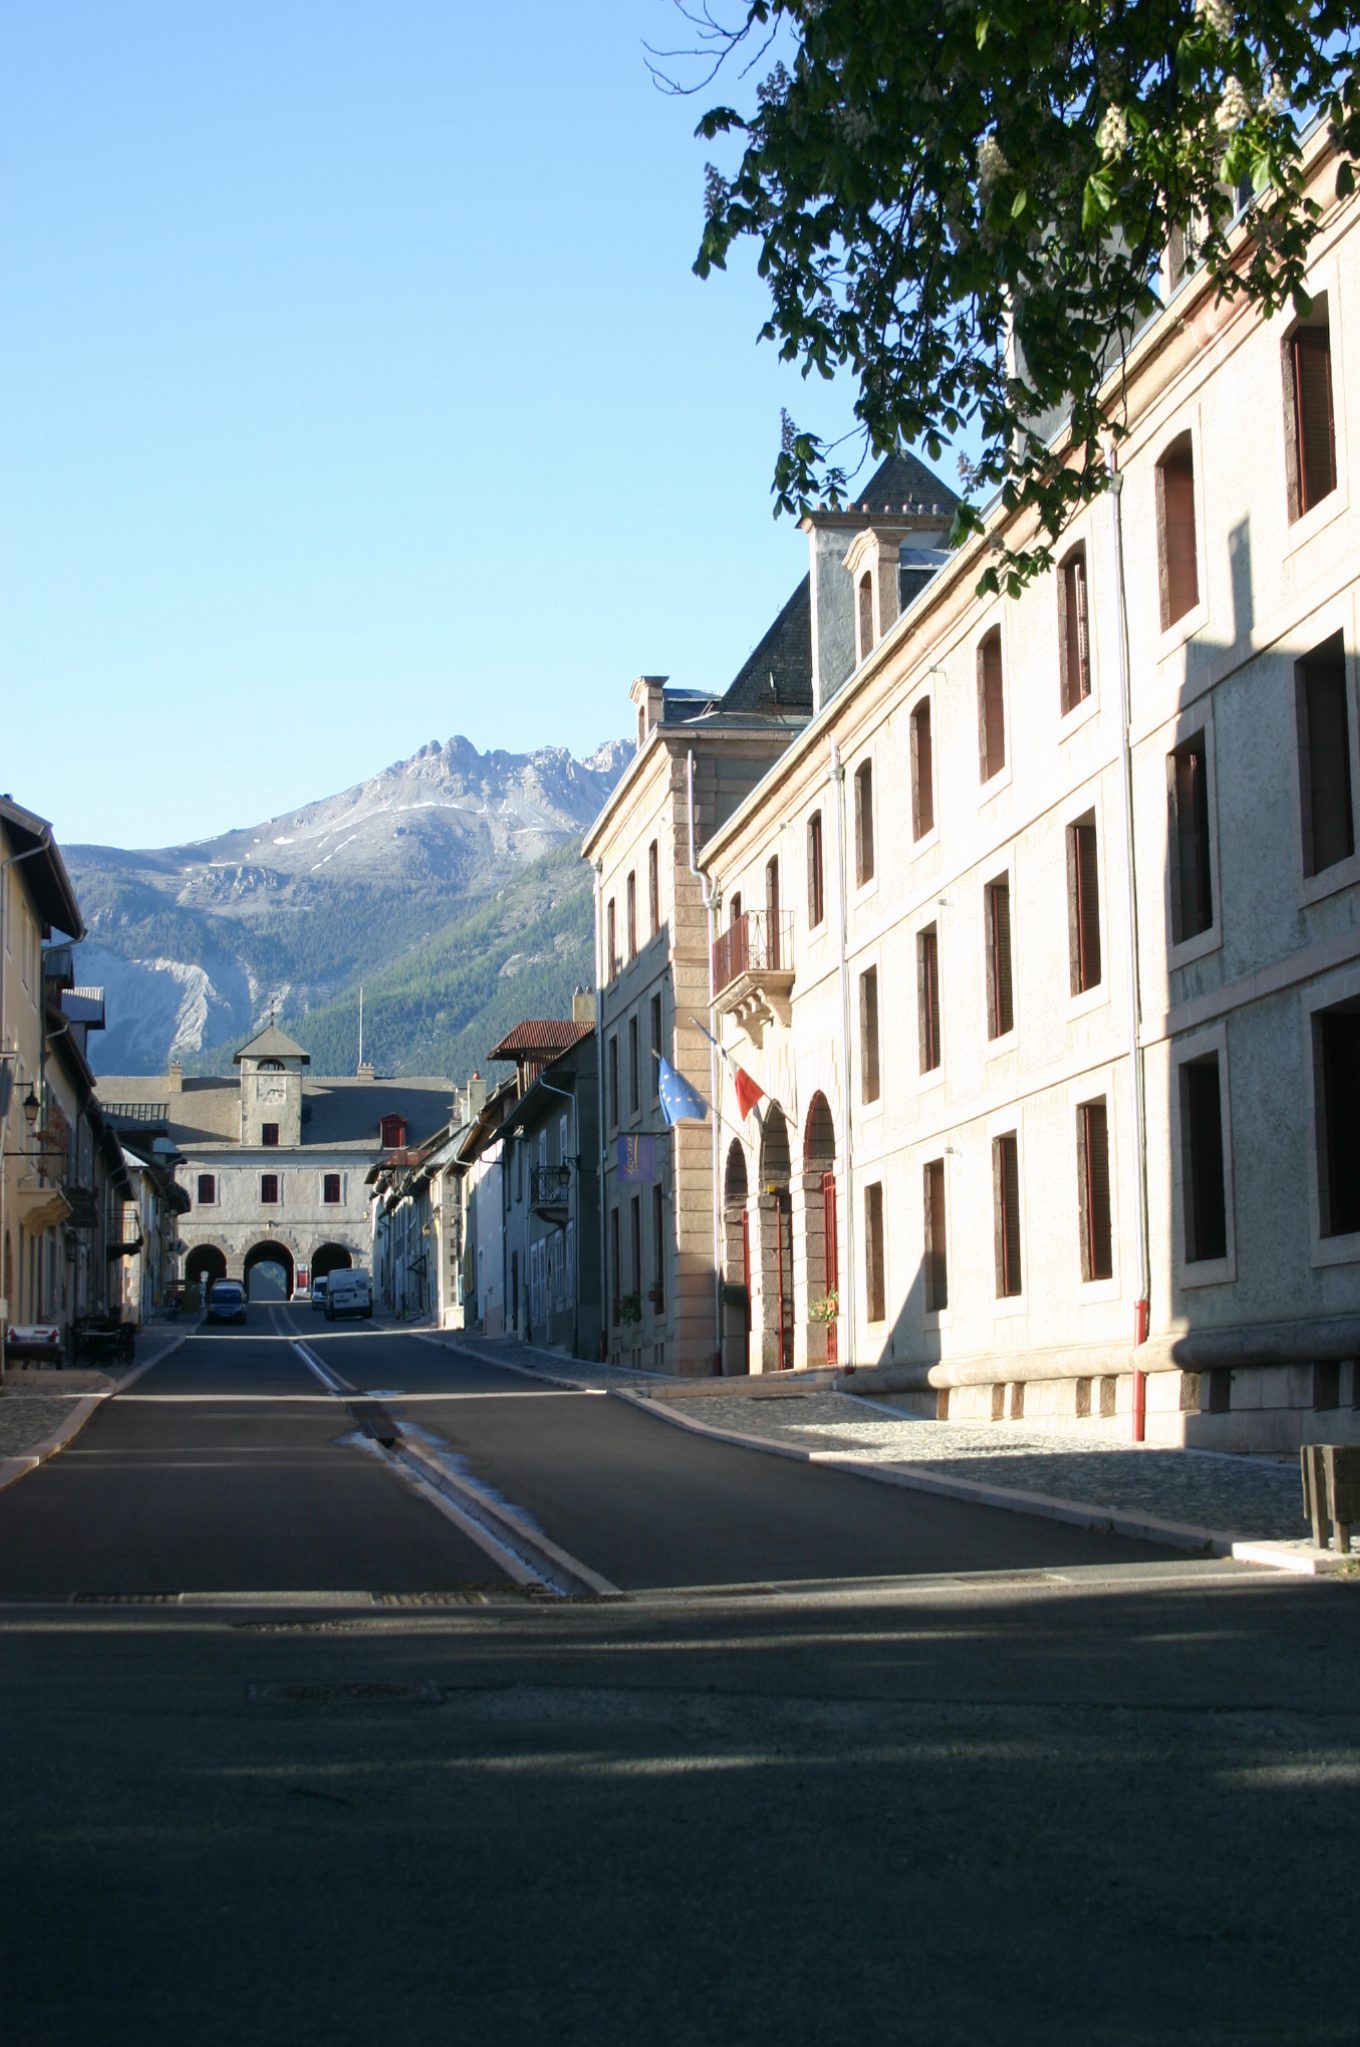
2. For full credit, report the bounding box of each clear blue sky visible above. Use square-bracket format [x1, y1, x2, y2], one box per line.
[1, 1, 948, 850]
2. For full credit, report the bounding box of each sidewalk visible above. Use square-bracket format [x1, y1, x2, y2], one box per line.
[427, 1332, 1343, 1573]
[0, 1322, 191, 1491]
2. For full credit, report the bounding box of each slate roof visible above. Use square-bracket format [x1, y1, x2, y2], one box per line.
[232, 1023, 312, 1064]
[833, 449, 960, 519]
[717, 575, 813, 716]
[94, 1073, 455, 1152]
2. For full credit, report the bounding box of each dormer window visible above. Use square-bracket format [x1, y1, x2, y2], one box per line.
[379, 1114, 408, 1149]
[259, 1059, 284, 1071]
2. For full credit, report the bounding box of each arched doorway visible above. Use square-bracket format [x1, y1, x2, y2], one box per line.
[244, 1239, 295, 1302]
[185, 1245, 227, 1298]
[803, 1094, 839, 1366]
[311, 1243, 353, 1282]
[758, 1106, 794, 1370]
[722, 1142, 751, 1377]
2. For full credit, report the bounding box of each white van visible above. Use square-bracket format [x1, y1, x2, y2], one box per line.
[324, 1269, 372, 1321]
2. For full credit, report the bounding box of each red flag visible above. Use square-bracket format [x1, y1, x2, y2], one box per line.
[733, 1065, 765, 1120]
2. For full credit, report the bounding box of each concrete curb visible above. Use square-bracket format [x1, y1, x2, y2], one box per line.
[613, 1388, 1274, 1563]
[391, 1431, 623, 1598]
[0, 1332, 187, 1497]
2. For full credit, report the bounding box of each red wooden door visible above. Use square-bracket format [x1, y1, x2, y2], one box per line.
[822, 1170, 839, 1366]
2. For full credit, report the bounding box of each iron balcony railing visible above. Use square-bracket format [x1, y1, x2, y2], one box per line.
[530, 1163, 572, 1209]
[711, 909, 794, 997]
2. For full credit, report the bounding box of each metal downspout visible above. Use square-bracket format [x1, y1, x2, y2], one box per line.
[829, 742, 857, 1365]
[687, 751, 724, 1374]
[1106, 443, 1152, 1439]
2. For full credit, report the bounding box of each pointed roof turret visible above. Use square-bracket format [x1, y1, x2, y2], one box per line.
[233, 1022, 312, 1065]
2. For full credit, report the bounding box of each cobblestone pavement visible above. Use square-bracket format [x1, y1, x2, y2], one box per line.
[670, 1391, 1315, 1545]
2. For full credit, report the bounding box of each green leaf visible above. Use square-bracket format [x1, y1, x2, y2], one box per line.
[1011, 188, 1028, 219]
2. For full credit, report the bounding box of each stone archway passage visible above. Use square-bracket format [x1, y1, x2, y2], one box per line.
[758, 1107, 794, 1370]
[802, 1093, 839, 1366]
[185, 1245, 227, 1293]
[722, 1141, 751, 1377]
[310, 1243, 354, 1282]
[243, 1239, 296, 1302]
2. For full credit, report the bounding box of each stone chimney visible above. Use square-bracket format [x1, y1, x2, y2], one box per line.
[356, 1060, 376, 1082]
[629, 675, 667, 752]
[571, 987, 596, 1027]
[168, 1060, 183, 1093]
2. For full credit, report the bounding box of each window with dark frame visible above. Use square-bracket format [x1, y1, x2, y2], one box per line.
[1067, 813, 1103, 995]
[608, 1034, 619, 1130]
[196, 1173, 216, 1206]
[630, 1194, 642, 1295]
[1168, 732, 1215, 943]
[626, 872, 637, 962]
[606, 898, 617, 979]
[977, 628, 1006, 781]
[652, 1183, 665, 1309]
[1156, 432, 1200, 630]
[864, 1181, 885, 1322]
[985, 876, 1014, 1039]
[992, 1131, 1022, 1298]
[1181, 1056, 1229, 1261]
[858, 572, 874, 660]
[766, 855, 781, 970]
[649, 993, 662, 1101]
[923, 1158, 948, 1312]
[1286, 311, 1337, 520]
[648, 840, 660, 937]
[628, 1014, 639, 1117]
[1077, 1100, 1114, 1281]
[1059, 544, 1091, 713]
[859, 966, 880, 1104]
[910, 698, 934, 840]
[262, 1123, 279, 1147]
[1296, 634, 1355, 877]
[610, 1207, 621, 1323]
[1314, 1003, 1360, 1238]
[808, 811, 825, 927]
[854, 760, 875, 884]
[261, 1173, 280, 1205]
[323, 1172, 342, 1205]
[917, 923, 941, 1073]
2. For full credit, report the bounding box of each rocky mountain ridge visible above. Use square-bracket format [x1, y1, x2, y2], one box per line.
[69, 735, 629, 1075]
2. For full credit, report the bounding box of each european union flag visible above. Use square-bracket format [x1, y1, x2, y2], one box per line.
[657, 1056, 709, 1126]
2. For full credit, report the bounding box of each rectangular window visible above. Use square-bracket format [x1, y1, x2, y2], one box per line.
[628, 1014, 639, 1116]
[977, 628, 1006, 781]
[807, 811, 825, 927]
[626, 871, 637, 962]
[1297, 635, 1355, 877]
[1168, 732, 1214, 943]
[910, 699, 934, 840]
[1314, 1005, 1360, 1238]
[985, 876, 1014, 1039]
[649, 993, 662, 1101]
[1181, 1057, 1228, 1261]
[1157, 432, 1199, 629]
[630, 1194, 642, 1295]
[262, 1123, 280, 1148]
[923, 1158, 947, 1312]
[1059, 544, 1091, 712]
[766, 856, 782, 970]
[1077, 1100, 1114, 1281]
[196, 1173, 216, 1206]
[992, 1132, 1022, 1297]
[854, 760, 875, 884]
[323, 1172, 342, 1205]
[859, 966, 880, 1103]
[652, 1182, 665, 1309]
[607, 898, 617, 980]
[608, 1035, 619, 1130]
[648, 840, 660, 937]
[864, 1181, 885, 1322]
[610, 1207, 621, 1323]
[917, 924, 941, 1073]
[261, 1173, 280, 1205]
[1067, 813, 1102, 994]
[1287, 316, 1337, 520]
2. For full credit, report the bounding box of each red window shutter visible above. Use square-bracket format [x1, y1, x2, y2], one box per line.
[1168, 735, 1214, 941]
[1078, 1101, 1113, 1281]
[977, 631, 1005, 781]
[1068, 817, 1102, 994]
[987, 879, 1014, 1038]
[1298, 637, 1355, 876]
[860, 967, 880, 1103]
[1158, 437, 1199, 629]
[855, 763, 875, 884]
[808, 812, 824, 926]
[864, 1182, 885, 1322]
[1293, 326, 1337, 516]
[992, 1133, 1022, 1297]
[923, 1158, 947, 1312]
[918, 925, 941, 1073]
[1060, 548, 1090, 712]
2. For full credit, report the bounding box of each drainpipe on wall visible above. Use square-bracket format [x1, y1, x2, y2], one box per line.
[687, 751, 724, 1375]
[1106, 439, 1152, 1440]
[828, 741, 857, 1367]
[592, 860, 608, 1363]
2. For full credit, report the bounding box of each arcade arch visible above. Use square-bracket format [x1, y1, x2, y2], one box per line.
[244, 1239, 295, 1301]
[802, 1093, 839, 1365]
[722, 1142, 751, 1377]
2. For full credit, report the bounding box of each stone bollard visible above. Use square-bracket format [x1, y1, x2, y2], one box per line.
[1300, 1444, 1360, 1554]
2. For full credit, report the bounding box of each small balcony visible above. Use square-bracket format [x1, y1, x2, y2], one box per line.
[530, 1163, 572, 1216]
[712, 910, 795, 1042]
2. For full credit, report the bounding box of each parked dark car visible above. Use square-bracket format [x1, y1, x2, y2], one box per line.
[206, 1280, 247, 1325]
